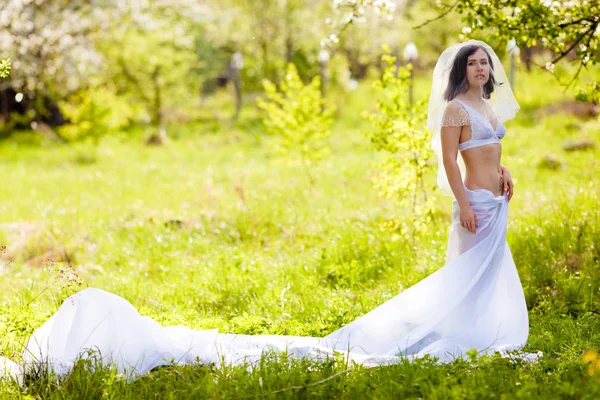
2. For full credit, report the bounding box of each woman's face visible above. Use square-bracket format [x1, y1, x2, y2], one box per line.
[466, 48, 490, 89]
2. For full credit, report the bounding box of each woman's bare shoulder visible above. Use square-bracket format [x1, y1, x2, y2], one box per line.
[442, 99, 470, 127]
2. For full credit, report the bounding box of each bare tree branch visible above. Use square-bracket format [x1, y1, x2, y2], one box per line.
[563, 61, 585, 94]
[558, 16, 598, 28]
[550, 22, 597, 64]
[412, 0, 460, 30]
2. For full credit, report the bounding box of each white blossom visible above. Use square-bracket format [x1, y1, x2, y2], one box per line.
[0, 0, 207, 99]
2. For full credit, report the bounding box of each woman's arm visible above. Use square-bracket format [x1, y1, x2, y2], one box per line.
[500, 164, 514, 201]
[441, 101, 478, 233]
[440, 102, 470, 208]
[441, 126, 469, 208]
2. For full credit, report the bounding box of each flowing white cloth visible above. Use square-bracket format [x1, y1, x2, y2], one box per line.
[1, 187, 541, 381]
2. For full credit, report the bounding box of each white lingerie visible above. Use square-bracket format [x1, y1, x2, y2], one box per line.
[442, 99, 506, 152]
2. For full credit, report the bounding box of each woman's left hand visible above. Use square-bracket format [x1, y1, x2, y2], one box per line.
[501, 166, 514, 201]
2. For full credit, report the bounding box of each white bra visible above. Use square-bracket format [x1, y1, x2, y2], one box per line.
[454, 99, 506, 151]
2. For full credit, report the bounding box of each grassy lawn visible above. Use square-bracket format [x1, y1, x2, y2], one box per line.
[0, 68, 599, 398]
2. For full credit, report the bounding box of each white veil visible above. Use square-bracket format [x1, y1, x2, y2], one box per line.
[427, 40, 520, 197]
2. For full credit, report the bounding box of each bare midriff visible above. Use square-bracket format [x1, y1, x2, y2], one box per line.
[459, 128, 503, 197]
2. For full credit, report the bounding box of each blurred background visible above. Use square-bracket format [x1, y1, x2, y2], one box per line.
[1, 0, 596, 143]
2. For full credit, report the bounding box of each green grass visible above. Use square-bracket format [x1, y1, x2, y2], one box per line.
[1, 68, 600, 398]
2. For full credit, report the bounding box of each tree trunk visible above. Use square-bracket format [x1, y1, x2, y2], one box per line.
[152, 66, 162, 128]
[0, 90, 8, 122]
[284, 0, 294, 63]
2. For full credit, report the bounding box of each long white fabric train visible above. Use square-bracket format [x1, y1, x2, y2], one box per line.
[1, 187, 541, 381]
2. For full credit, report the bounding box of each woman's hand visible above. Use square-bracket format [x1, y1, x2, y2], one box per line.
[501, 166, 514, 201]
[460, 205, 478, 233]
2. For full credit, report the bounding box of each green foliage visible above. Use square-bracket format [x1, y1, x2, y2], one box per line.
[577, 82, 600, 104]
[0, 1, 207, 126]
[363, 45, 437, 242]
[441, 0, 600, 101]
[0, 1, 119, 124]
[99, 28, 199, 128]
[0, 58, 10, 78]
[208, 0, 326, 91]
[257, 63, 334, 183]
[57, 89, 136, 143]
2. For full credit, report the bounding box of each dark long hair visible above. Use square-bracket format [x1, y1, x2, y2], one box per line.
[443, 44, 499, 101]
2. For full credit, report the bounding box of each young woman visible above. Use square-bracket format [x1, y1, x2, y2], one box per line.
[1, 40, 540, 381]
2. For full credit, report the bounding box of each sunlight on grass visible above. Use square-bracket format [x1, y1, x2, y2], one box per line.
[1, 68, 599, 398]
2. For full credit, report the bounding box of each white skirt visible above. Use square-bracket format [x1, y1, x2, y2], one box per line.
[1, 187, 541, 380]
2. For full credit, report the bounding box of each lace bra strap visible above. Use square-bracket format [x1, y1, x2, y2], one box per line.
[441, 100, 470, 127]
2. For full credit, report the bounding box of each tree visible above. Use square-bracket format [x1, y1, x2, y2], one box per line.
[0, 0, 208, 135]
[257, 64, 333, 185]
[205, 0, 331, 90]
[363, 46, 437, 244]
[203, 0, 402, 90]
[419, 0, 600, 103]
[0, 0, 105, 126]
[99, 28, 198, 140]
[322, 0, 398, 47]
[101, 1, 208, 130]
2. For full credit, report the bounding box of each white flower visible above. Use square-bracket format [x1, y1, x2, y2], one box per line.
[342, 12, 354, 24]
[373, 0, 397, 13]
